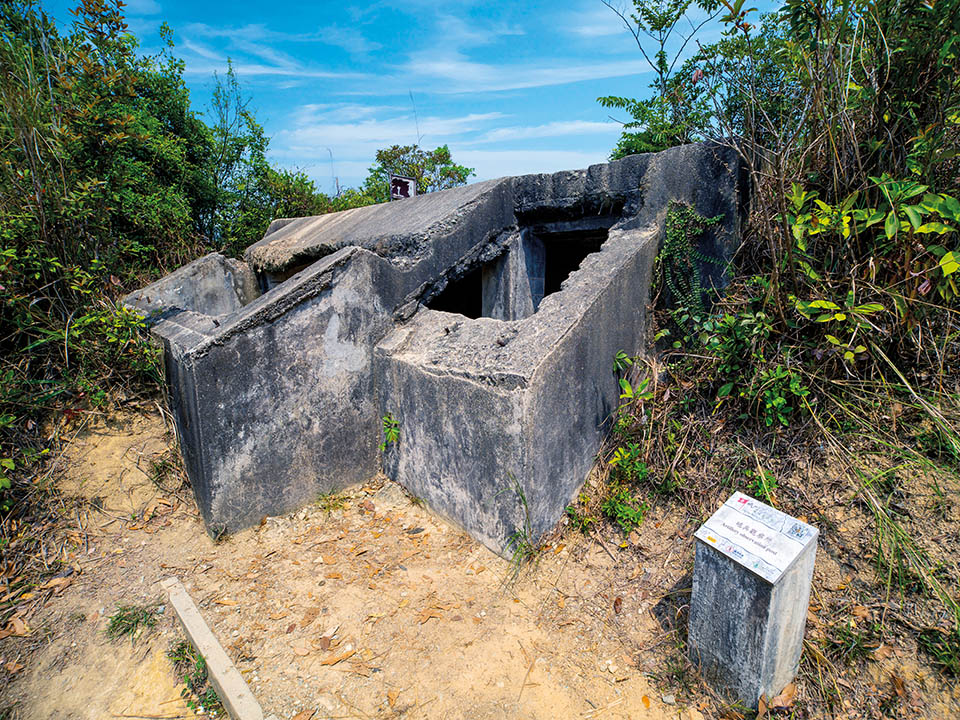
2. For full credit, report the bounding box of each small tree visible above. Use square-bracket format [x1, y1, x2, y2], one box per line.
[597, 0, 720, 157]
[362, 144, 474, 203]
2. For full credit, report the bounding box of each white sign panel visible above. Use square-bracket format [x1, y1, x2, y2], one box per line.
[694, 492, 818, 583]
[389, 173, 417, 201]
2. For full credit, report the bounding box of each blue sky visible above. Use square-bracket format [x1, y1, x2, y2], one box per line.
[42, 0, 739, 194]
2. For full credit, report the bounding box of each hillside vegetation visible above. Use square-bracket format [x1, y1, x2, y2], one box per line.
[564, 0, 960, 714]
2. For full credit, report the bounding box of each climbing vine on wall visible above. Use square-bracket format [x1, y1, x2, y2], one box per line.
[658, 202, 724, 322]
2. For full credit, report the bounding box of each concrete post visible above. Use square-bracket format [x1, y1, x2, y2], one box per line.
[688, 492, 818, 708]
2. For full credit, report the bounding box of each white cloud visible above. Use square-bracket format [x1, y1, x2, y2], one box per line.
[451, 149, 613, 181]
[273, 110, 503, 155]
[567, 3, 630, 38]
[268, 108, 507, 186]
[401, 51, 654, 94]
[433, 13, 525, 49]
[124, 0, 161, 15]
[471, 120, 620, 144]
[315, 24, 382, 56]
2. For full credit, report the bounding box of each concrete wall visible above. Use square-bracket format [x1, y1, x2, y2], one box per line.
[125, 141, 746, 549]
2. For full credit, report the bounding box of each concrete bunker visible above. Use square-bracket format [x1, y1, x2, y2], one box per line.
[124, 142, 745, 553]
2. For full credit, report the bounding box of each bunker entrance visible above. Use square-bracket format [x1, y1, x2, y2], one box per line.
[426, 219, 614, 321]
[540, 227, 608, 299]
[427, 266, 484, 319]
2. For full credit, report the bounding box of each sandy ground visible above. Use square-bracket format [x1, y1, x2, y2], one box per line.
[4, 408, 957, 719]
[1, 409, 705, 720]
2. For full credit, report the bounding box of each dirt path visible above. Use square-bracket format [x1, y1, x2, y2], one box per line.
[1, 410, 702, 720]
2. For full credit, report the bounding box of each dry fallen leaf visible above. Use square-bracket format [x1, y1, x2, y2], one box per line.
[301, 607, 320, 627]
[7, 617, 29, 637]
[39, 576, 72, 592]
[322, 555, 336, 565]
[269, 612, 287, 620]
[320, 649, 356, 666]
[291, 710, 316, 720]
[852, 605, 871, 621]
[293, 645, 310, 657]
[325, 572, 343, 580]
[387, 690, 399, 708]
[891, 673, 906, 698]
[769, 682, 796, 709]
[872, 644, 893, 661]
[418, 608, 443, 624]
[215, 598, 238, 606]
[350, 662, 372, 677]
[613, 596, 623, 615]
[756, 694, 768, 720]
[4, 662, 24, 674]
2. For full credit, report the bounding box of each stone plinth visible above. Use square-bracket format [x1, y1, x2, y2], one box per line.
[688, 492, 818, 708]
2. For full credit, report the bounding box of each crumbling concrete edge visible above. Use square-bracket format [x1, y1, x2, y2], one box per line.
[161, 576, 267, 720]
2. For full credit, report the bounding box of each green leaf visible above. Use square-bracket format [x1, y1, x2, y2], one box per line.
[717, 382, 734, 398]
[916, 222, 954, 234]
[824, 334, 842, 345]
[939, 252, 959, 276]
[903, 205, 923, 230]
[852, 303, 884, 313]
[884, 210, 899, 239]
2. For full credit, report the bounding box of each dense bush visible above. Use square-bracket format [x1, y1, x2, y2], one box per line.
[603, 0, 960, 422]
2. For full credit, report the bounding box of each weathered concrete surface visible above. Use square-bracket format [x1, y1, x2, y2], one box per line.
[374, 223, 659, 549]
[125, 252, 259, 319]
[125, 141, 746, 550]
[162, 577, 266, 720]
[688, 495, 818, 708]
[245, 178, 508, 274]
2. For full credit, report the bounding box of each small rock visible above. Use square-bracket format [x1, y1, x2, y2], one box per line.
[662, 694, 676, 705]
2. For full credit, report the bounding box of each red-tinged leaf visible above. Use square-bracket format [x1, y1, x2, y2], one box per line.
[756, 694, 768, 719]
[770, 682, 796, 708]
[872, 644, 894, 661]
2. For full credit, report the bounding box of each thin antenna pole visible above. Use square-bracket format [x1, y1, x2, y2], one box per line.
[409, 90, 422, 146]
[325, 147, 338, 195]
